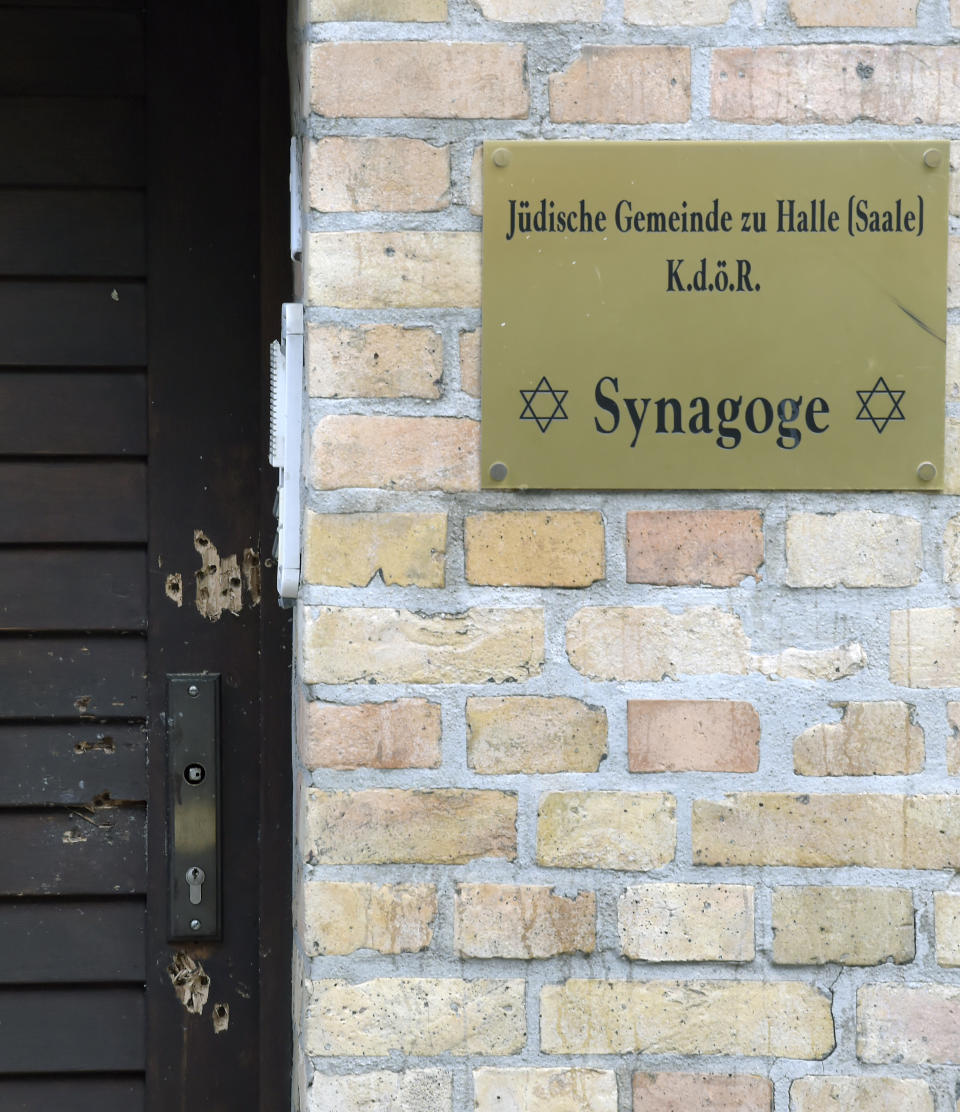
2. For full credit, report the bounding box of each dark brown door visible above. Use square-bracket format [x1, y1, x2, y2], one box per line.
[0, 3, 291, 1108]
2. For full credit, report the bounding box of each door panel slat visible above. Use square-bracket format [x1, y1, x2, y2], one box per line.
[0, 462, 147, 543]
[0, 11, 143, 97]
[0, 549, 147, 632]
[0, 282, 145, 366]
[0, 807, 145, 896]
[0, 723, 146, 806]
[0, 637, 147, 719]
[0, 192, 145, 277]
[0, 988, 145, 1071]
[0, 1077, 144, 1112]
[0, 372, 146, 455]
[0, 100, 144, 186]
[0, 899, 145, 981]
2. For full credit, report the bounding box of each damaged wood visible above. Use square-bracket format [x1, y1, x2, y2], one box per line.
[0, 637, 147, 719]
[0, 806, 145, 895]
[192, 530, 261, 620]
[0, 724, 145, 807]
[167, 952, 210, 1015]
[164, 571, 183, 607]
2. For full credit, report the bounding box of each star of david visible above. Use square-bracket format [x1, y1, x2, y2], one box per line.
[855, 376, 905, 434]
[519, 376, 569, 433]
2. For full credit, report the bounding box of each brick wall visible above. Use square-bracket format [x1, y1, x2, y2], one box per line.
[292, 2, 960, 1109]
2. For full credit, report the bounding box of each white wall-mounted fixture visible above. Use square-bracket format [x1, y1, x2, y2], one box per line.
[269, 302, 303, 605]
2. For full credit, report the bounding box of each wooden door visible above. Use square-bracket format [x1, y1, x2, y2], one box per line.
[0, 3, 291, 1108]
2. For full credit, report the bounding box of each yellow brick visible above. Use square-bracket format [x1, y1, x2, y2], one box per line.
[311, 416, 479, 492]
[693, 793, 960, 868]
[793, 701, 924, 776]
[307, 323, 442, 398]
[300, 881, 436, 955]
[786, 511, 921, 587]
[306, 978, 525, 1056]
[858, 984, 960, 1064]
[943, 517, 960, 583]
[473, 0, 602, 19]
[309, 0, 446, 18]
[469, 146, 483, 216]
[618, 884, 754, 962]
[791, 1077, 932, 1112]
[772, 886, 915, 965]
[946, 418, 960, 493]
[537, 792, 675, 870]
[540, 980, 834, 1057]
[459, 328, 481, 396]
[951, 237, 960, 310]
[549, 46, 691, 123]
[954, 0, 960, 24]
[713, 46, 960, 124]
[567, 606, 750, 681]
[949, 702, 960, 774]
[303, 511, 446, 587]
[310, 1071, 452, 1112]
[935, 892, 960, 965]
[302, 605, 543, 684]
[301, 788, 516, 864]
[306, 231, 480, 309]
[455, 884, 595, 958]
[298, 697, 441, 770]
[466, 695, 607, 773]
[625, 0, 742, 24]
[949, 324, 960, 401]
[474, 1069, 616, 1112]
[465, 511, 604, 587]
[306, 138, 449, 212]
[891, 608, 960, 686]
[790, 0, 917, 24]
[308, 42, 527, 118]
[565, 606, 860, 682]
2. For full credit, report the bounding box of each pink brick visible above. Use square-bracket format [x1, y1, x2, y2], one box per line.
[633, 1072, 773, 1110]
[713, 46, 960, 125]
[550, 46, 691, 123]
[626, 510, 763, 586]
[628, 700, 760, 773]
[299, 698, 441, 770]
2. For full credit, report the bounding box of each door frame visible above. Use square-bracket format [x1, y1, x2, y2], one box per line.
[144, 2, 292, 1107]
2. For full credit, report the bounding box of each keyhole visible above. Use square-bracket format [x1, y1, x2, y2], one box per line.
[184, 763, 205, 785]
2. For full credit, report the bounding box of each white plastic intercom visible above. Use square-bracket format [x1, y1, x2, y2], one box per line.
[269, 302, 303, 605]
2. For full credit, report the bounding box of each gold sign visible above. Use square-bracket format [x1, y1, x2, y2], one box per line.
[481, 141, 947, 490]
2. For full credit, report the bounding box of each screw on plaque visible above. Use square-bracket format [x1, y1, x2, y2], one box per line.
[489, 462, 508, 481]
[492, 148, 510, 168]
[923, 149, 942, 168]
[917, 461, 937, 481]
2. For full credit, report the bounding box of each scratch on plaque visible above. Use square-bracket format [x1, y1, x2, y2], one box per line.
[894, 298, 945, 343]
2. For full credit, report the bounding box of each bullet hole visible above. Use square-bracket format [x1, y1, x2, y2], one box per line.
[385, 246, 395, 256]
[856, 61, 874, 79]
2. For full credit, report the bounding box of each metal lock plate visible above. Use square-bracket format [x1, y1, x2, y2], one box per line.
[167, 674, 220, 940]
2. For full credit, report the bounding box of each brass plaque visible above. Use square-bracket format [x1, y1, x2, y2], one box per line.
[481, 141, 948, 490]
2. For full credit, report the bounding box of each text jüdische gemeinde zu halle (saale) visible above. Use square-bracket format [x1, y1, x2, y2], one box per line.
[504, 194, 925, 294]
